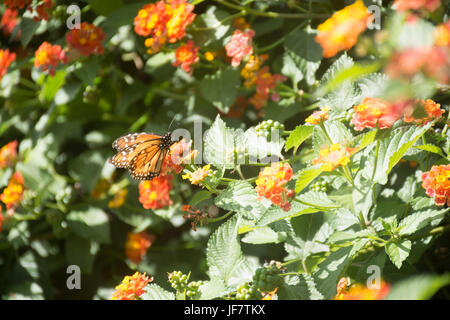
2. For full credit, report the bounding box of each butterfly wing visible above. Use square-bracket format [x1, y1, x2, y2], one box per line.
[129, 146, 168, 180]
[112, 132, 162, 151]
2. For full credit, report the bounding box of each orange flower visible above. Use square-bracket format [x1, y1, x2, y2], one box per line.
[111, 272, 152, 300]
[1, 8, 20, 38]
[225, 29, 255, 67]
[161, 138, 197, 175]
[393, 0, 441, 12]
[34, 0, 52, 21]
[66, 22, 106, 57]
[0, 49, 16, 82]
[249, 67, 286, 110]
[241, 54, 268, 88]
[34, 42, 68, 76]
[255, 162, 294, 211]
[334, 281, 390, 300]
[351, 98, 401, 131]
[401, 99, 444, 125]
[182, 164, 211, 185]
[108, 188, 128, 208]
[0, 171, 25, 215]
[233, 17, 251, 31]
[138, 175, 173, 210]
[134, 0, 195, 54]
[91, 178, 111, 199]
[125, 231, 154, 264]
[173, 40, 199, 73]
[0, 140, 18, 169]
[421, 165, 450, 206]
[313, 144, 356, 172]
[435, 20, 450, 47]
[305, 107, 330, 125]
[3, 0, 32, 10]
[315, 0, 371, 58]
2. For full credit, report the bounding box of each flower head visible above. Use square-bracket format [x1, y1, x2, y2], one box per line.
[351, 98, 401, 130]
[138, 175, 173, 210]
[249, 66, 286, 110]
[125, 231, 154, 264]
[108, 188, 128, 208]
[305, 107, 330, 125]
[255, 162, 294, 211]
[182, 164, 211, 185]
[1, 8, 20, 38]
[334, 280, 390, 300]
[161, 139, 197, 175]
[241, 54, 268, 88]
[315, 0, 371, 58]
[313, 144, 356, 172]
[393, 0, 441, 12]
[0, 171, 25, 215]
[173, 40, 199, 73]
[0, 49, 16, 82]
[111, 272, 152, 300]
[34, 0, 53, 21]
[402, 99, 444, 125]
[66, 22, 106, 57]
[421, 165, 450, 206]
[435, 20, 450, 47]
[34, 42, 68, 76]
[225, 29, 255, 67]
[0, 140, 18, 169]
[3, 0, 32, 10]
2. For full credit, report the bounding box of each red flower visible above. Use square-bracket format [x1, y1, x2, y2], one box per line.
[0, 171, 25, 216]
[66, 22, 106, 57]
[138, 175, 173, 210]
[34, 0, 53, 21]
[402, 99, 445, 125]
[125, 231, 154, 264]
[161, 138, 197, 176]
[34, 42, 68, 76]
[249, 67, 286, 110]
[421, 165, 450, 206]
[173, 40, 199, 73]
[351, 98, 402, 131]
[0, 49, 16, 82]
[334, 280, 390, 300]
[0, 140, 18, 169]
[225, 29, 255, 67]
[3, 0, 32, 10]
[111, 272, 152, 300]
[393, 0, 441, 12]
[255, 162, 294, 211]
[1, 8, 20, 38]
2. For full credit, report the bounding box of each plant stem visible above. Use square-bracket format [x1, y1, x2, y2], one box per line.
[208, 210, 234, 223]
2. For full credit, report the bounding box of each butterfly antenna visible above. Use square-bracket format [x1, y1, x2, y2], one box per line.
[168, 117, 176, 132]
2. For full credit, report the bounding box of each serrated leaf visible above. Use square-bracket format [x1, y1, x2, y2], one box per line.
[200, 68, 240, 113]
[285, 125, 313, 153]
[142, 284, 175, 300]
[296, 191, 340, 210]
[256, 201, 320, 227]
[241, 226, 287, 244]
[398, 209, 448, 236]
[278, 274, 323, 300]
[385, 239, 411, 269]
[190, 190, 213, 206]
[198, 279, 227, 300]
[204, 115, 236, 168]
[295, 166, 323, 193]
[415, 144, 446, 159]
[245, 127, 285, 162]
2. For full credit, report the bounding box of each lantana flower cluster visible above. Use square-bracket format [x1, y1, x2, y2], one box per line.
[173, 40, 199, 73]
[34, 42, 68, 76]
[334, 280, 391, 300]
[305, 107, 330, 125]
[0, 140, 18, 169]
[4, 0, 53, 21]
[255, 162, 295, 211]
[225, 29, 255, 67]
[1, 8, 20, 38]
[313, 144, 356, 172]
[66, 22, 107, 57]
[134, 0, 196, 54]
[421, 165, 450, 206]
[182, 164, 211, 185]
[0, 171, 25, 216]
[0, 49, 16, 82]
[111, 272, 152, 300]
[125, 231, 154, 264]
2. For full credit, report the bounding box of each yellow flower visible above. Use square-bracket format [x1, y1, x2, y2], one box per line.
[183, 164, 211, 185]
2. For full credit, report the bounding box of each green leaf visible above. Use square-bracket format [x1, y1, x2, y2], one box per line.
[386, 274, 450, 300]
[65, 236, 99, 274]
[398, 208, 448, 236]
[193, 6, 232, 47]
[74, 59, 99, 86]
[278, 274, 323, 300]
[295, 166, 323, 193]
[206, 216, 256, 287]
[215, 181, 266, 221]
[283, 27, 322, 86]
[66, 206, 111, 244]
[256, 201, 320, 227]
[244, 127, 285, 161]
[198, 279, 227, 300]
[397, 175, 417, 203]
[200, 68, 240, 113]
[204, 115, 236, 169]
[40, 70, 67, 103]
[190, 190, 213, 206]
[414, 144, 446, 159]
[296, 191, 340, 211]
[385, 239, 412, 269]
[91, 0, 123, 15]
[142, 284, 175, 300]
[241, 226, 287, 244]
[285, 125, 313, 153]
[20, 17, 40, 47]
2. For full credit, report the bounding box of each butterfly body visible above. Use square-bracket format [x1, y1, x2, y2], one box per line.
[110, 132, 174, 180]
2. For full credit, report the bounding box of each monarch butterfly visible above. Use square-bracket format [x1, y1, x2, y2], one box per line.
[109, 132, 175, 180]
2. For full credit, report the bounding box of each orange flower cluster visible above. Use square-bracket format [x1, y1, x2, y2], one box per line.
[352, 98, 402, 131]
[315, 0, 371, 58]
[161, 139, 197, 175]
[402, 99, 445, 125]
[223, 96, 249, 118]
[3, 0, 32, 10]
[313, 144, 356, 172]
[435, 20, 450, 47]
[305, 107, 330, 125]
[334, 281, 390, 300]
[173, 40, 199, 73]
[34, 42, 68, 76]
[125, 231, 154, 264]
[0, 49, 16, 82]
[66, 22, 106, 57]
[4, 0, 53, 21]
[421, 165, 450, 206]
[0, 140, 18, 169]
[0, 171, 25, 215]
[241, 54, 268, 88]
[255, 162, 295, 211]
[393, 0, 441, 12]
[225, 29, 255, 67]
[385, 46, 450, 84]
[134, 0, 195, 54]
[108, 188, 128, 208]
[182, 164, 211, 185]
[138, 175, 173, 210]
[111, 272, 152, 300]
[1, 8, 20, 38]
[249, 67, 286, 110]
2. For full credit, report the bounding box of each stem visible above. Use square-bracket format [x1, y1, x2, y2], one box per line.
[256, 21, 309, 53]
[370, 140, 380, 205]
[207, 210, 234, 223]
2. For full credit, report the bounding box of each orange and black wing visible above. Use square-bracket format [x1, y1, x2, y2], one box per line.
[128, 145, 169, 180]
